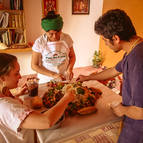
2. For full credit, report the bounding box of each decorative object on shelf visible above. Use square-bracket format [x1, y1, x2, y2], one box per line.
[72, 0, 90, 15]
[0, 42, 8, 50]
[42, 0, 57, 17]
[92, 50, 103, 68]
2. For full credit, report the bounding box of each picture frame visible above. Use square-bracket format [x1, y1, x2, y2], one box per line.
[72, 0, 90, 15]
[42, 0, 57, 17]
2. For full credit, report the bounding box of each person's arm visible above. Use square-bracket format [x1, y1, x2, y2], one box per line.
[21, 88, 75, 129]
[111, 103, 143, 120]
[31, 51, 64, 79]
[67, 46, 76, 71]
[65, 46, 76, 80]
[77, 67, 121, 82]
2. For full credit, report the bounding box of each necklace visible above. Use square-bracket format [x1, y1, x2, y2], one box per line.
[126, 37, 142, 55]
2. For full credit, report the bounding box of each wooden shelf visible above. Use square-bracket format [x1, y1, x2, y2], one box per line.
[0, 0, 26, 53]
[0, 27, 24, 30]
[0, 9, 24, 12]
[0, 47, 32, 53]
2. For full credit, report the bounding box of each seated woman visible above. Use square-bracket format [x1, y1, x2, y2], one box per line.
[31, 11, 76, 84]
[0, 53, 75, 143]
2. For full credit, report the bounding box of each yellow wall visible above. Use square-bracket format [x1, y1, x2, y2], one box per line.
[100, 0, 143, 67]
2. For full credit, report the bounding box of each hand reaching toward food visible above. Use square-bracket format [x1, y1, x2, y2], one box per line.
[54, 73, 66, 82]
[76, 75, 89, 82]
[64, 85, 76, 102]
[64, 69, 74, 81]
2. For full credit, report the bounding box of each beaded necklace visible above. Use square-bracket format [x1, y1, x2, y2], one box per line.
[126, 38, 142, 55]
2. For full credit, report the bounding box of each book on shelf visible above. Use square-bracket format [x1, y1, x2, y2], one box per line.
[10, 29, 15, 44]
[18, 14, 23, 27]
[0, 12, 9, 28]
[14, 32, 19, 43]
[1, 31, 10, 46]
[10, 0, 23, 10]
[10, 0, 14, 10]
[8, 14, 23, 28]
[11, 14, 16, 27]
[6, 31, 10, 46]
[13, 31, 24, 44]
[16, 0, 19, 10]
[20, 0, 23, 10]
[14, 14, 19, 27]
[0, 11, 4, 27]
[8, 14, 12, 27]
[19, 33, 24, 43]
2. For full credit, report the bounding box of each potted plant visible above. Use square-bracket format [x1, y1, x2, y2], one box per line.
[92, 50, 103, 68]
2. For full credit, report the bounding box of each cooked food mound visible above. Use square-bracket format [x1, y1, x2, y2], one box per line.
[42, 81, 102, 116]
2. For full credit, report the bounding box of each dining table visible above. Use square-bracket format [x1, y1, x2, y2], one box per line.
[31, 80, 122, 143]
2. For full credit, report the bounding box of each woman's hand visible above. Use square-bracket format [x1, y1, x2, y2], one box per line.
[64, 69, 74, 81]
[15, 84, 28, 97]
[63, 85, 76, 102]
[54, 73, 66, 81]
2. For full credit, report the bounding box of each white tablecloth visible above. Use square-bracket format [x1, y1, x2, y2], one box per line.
[36, 80, 122, 143]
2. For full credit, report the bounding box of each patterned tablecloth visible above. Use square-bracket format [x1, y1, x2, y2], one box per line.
[36, 80, 122, 143]
[57, 120, 121, 143]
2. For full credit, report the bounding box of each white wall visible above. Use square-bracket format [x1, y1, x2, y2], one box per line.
[15, 0, 103, 75]
[13, 52, 35, 75]
[58, 0, 103, 67]
[24, 0, 43, 43]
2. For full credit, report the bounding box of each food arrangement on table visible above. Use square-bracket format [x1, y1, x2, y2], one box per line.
[42, 81, 102, 116]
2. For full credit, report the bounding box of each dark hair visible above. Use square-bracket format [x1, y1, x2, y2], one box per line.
[0, 53, 17, 76]
[94, 9, 136, 41]
[42, 11, 59, 20]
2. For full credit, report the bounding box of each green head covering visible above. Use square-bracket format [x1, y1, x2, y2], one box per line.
[41, 11, 63, 32]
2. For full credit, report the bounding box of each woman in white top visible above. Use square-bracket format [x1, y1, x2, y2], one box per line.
[0, 53, 75, 143]
[31, 11, 76, 84]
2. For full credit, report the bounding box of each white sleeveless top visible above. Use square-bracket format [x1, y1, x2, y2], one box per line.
[32, 33, 73, 84]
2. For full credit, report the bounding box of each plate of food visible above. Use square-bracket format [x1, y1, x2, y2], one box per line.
[42, 81, 102, 116]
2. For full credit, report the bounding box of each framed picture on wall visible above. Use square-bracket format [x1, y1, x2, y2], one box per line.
[42, 0, 57, 17]
[72, 0, 90, 14]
